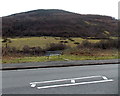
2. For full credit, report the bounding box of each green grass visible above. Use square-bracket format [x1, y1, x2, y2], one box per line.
[3, 54, 119, 64]
[7, 37, 60, 49]
[2, 36, 119, 64]
[2, 37, 101, 49]
[110, 37, 118, 39]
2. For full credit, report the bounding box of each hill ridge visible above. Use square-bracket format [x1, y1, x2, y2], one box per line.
[2, 9, 118, 38]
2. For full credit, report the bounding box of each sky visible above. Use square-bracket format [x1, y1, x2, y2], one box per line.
[0, 0, 119, 19]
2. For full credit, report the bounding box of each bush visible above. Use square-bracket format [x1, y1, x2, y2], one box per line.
[68, 38, 75, 42]
[22, 45, 45, 55]
[46, 43, 68, 51]
[2, 45, 45, 56]
[8, 47, 18, 53]
[94, 39, 119, 49]
[22, 45, 30, 53]
[2, 46, 19, 56]
[64, 41, 68, 43]
[77, 39, 119, 49]
[74, 42, 80, 45]
[60, 41, 68, 43]
[77, 40, 93, 48]
[60, 41, 64, 43]
[30, 46, 44, 55]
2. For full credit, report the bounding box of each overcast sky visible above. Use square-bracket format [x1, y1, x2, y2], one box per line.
[0, 0, 119, 19]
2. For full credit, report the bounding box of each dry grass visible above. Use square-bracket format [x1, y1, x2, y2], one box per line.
[2, 48, 119, 64]
[2, 37, 101, 50]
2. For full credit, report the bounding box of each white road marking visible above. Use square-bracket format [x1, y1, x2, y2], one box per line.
[30, 75, 101, 86]
[71, 79, 75, 84]
[102, 76, 108, 80]
[30, 83, 36, 88]
[37, 79, 113, 89]
[30, 75, 113, 89]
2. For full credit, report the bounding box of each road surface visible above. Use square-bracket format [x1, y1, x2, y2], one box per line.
[2, 64, 118, 94]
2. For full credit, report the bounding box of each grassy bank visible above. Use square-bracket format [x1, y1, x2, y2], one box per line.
[3, 55, 119, 64]
[3, 49, 119, 64]
[2, 37, 100, 49]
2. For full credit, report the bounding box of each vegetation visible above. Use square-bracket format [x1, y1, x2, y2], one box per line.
[2, 9, 119, 64]
[3, 54, 119, 64]
[2, 37, 101, 49]
[46, 43, 68, 51]
[3, 9, 118, 38]
[2, 36, 119, 64]
[77, 39, 119, 49]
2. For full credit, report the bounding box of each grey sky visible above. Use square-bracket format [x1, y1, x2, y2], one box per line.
[0, 0, 119, 19]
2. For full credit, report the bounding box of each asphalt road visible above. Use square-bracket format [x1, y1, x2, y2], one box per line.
[2, 64, 118, 94]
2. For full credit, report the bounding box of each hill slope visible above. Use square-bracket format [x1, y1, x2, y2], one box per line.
[2, 9, 118, 38]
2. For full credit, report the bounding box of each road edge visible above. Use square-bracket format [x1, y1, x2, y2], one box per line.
[1, 62, 119, 70]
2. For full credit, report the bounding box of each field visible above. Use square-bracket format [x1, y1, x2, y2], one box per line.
[2, 36, 119, 64]
[3, 37, 100, 49]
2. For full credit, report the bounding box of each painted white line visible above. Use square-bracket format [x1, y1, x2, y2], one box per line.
[30, 75, 114, 89]
[71, 79, 75, 84]
[37, 79, 113, 89]
[31, 83, 36, 88]
[30, 75, 101, 87]
[102, 76, 108, 80]
[30, 75, 101, 85]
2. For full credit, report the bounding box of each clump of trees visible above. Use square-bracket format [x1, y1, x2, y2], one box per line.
[93, 39, 119, 49]
[77, 39, 119, 49]
[22, 45, 45, 55]
[2, 42, 69, 56]
[2, 45, 45, 56]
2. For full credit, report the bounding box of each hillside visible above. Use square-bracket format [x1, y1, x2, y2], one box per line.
[2, 9, 118, 38]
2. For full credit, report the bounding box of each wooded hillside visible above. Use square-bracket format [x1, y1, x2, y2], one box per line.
[2, 9, 118, 38]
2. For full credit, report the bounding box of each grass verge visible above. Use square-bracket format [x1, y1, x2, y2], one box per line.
[2, 54, 119, 64]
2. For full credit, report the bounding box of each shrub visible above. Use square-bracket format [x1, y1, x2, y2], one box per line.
[30, 46, 44, 55]
[22, 45, 45, 55]
[94, 39, 119, 49]
[64, 41, 68, 43]
[68, 38, 75, 42]
[77, 40, 93, 48]
[60, 41, 68, 43]
[8, 47, 18, 53]
[77, 39, 119, 49]
[2, 45, 45, 56]
[46, 43, 68, 51]
[22, 45, 30, 53]
[60, 41, 64, 43]
[2, 46, 19, 56]
[74, 42, 80, 45]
